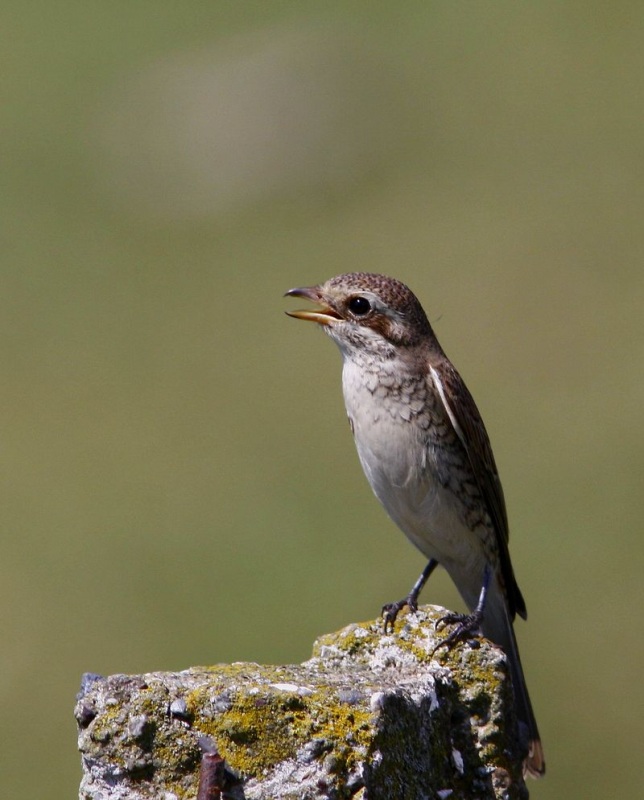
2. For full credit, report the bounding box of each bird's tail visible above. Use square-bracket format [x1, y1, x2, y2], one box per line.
[481, 581, 545, 778]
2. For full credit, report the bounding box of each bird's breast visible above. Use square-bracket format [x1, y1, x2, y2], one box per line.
[342, 359, 436, 505]
[341, 358, 482, 566]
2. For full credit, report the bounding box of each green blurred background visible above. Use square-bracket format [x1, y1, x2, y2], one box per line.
[2, 2, 642, 797]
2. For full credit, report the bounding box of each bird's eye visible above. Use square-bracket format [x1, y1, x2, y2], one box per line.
[348, 296, 371, 316]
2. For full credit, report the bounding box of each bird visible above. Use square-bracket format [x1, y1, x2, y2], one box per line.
[285, 272, 545, 778]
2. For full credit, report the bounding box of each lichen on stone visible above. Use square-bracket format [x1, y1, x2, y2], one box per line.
[77, 606, 528, 799]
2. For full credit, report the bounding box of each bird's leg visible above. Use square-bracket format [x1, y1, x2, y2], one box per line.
[382, 558, 438, 633]
[432, 564, 492, 654]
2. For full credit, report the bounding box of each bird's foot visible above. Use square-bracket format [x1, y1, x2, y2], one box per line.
[381, 595, 418, 634]
[380, 558, 438, 633]
[431, 609, 483, 656]
[381, 559, 439, 633]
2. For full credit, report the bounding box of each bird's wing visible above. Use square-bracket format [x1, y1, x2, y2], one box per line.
[429, 359, 527, 620]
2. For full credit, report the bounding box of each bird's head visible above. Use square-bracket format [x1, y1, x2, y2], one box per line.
[285, 272, 434, 359]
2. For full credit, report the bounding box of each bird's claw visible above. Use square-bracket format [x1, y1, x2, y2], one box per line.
[431, 609, 483, 655]
[381, 596, 418, 633]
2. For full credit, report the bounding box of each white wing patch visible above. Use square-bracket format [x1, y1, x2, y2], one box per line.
[429, 366, 465, 445]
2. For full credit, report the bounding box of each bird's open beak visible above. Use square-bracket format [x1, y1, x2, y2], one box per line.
[284, 286, 341, 326]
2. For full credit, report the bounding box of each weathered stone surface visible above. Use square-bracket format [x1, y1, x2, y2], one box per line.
[76, 606, 528, 799]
